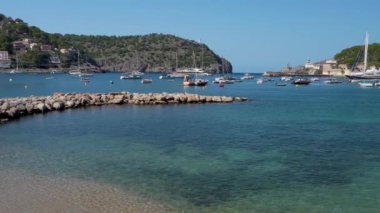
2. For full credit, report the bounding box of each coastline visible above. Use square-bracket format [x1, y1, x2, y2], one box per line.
[0, 169, 176, 213]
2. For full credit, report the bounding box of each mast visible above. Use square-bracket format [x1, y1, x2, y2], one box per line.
[364, 32, 369, 71]
[16, 53, 19, 71]
[175, 52, 178, 70]
[77, 50, 80, 71]
[192, 50, 196, 68]
[200, 39, 204, 69]
[201, 46, 204, 69]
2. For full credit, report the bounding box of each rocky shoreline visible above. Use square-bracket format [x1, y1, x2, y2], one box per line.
[0, 92, 248, 123]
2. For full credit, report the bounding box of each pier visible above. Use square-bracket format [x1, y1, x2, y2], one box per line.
[0, 92, 248, 123]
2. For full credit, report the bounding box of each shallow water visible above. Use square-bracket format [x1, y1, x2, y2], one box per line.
[1, 73, 380, 212]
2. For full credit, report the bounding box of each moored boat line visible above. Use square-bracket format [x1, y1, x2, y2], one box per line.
[0, 92, 248, 123]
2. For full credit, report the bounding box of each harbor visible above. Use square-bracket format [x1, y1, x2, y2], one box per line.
[1, 71, 380, 212]
[2, 1, 380, 212]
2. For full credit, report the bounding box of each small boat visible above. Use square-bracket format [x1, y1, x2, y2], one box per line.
[256, 79, 264, 84]
[69, 70, 81, 75]
[276, 83, 287, 86]
[168, 72, 185, 78]
[213, 76, 234, 84]
[120, 71, 143, 80]
[358, 81, 374, 87]
[80, 77, 91, 83]
[292, 78, 311, 85]
[159, 74, 172, 79]
[183, 75, 195, 86]
[324, 78, 343, 84]
[141, 79, 153, 84]
[280, 76, 293, 81]
[79, 73, 94, 77]
[194, 79, 208, 86]
[350, 79, 362, 83]
[310, 77, 320, 82]
[241, 73, 254, 80]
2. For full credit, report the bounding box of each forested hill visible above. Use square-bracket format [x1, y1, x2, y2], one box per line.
[334, 43, 380, 67]
[0, 14, 232, 73]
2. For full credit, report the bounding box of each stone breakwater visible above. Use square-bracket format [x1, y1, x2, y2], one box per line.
[0, 92, 248, 123]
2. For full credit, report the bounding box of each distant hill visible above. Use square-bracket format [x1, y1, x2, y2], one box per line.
[0, 13, 232, 73]
[334, 43, 380, 68]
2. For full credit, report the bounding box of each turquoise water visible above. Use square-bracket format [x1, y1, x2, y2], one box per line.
[1, 73, 380, 212]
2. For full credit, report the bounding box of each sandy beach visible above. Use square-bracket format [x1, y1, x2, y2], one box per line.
[0, 170, 176, 213]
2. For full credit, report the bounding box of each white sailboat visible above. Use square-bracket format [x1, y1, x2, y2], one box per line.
[69, 51, 82, 75]
[10, 53, 22, 74]
[120, 52, 144, 80]
[346, 32, 380, 80]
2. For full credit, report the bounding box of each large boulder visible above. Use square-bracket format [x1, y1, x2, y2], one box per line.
[36, 103, 48, 113]
[53, 102, 64, 110]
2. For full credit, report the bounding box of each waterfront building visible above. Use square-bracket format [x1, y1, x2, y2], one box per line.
[321, 59, 349, 76]
[0, 51, 11, 68]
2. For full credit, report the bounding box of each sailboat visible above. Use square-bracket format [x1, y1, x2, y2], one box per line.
[346, 32, 380, 80]
[120, 52, 144, 80]
[10, 53, 22, 74]
[213, 59, 234, 84]
[69, 51, 82, 76]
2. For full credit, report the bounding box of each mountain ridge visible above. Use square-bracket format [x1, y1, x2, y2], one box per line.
[0, 14, 232, 73]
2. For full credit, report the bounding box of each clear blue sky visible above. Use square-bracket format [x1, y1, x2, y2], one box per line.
[2, 0, 380, 72]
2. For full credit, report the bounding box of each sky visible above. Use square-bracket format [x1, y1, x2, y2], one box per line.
[2, 0, 380, 72]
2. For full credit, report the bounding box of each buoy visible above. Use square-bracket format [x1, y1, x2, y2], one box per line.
[110, 80, 114, 84]
[219, 84, 224, 88]
[24, 85, 28, 89]
[9, 78, 13, 82]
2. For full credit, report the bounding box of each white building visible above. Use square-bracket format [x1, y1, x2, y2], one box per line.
[0, 51, 11, 68]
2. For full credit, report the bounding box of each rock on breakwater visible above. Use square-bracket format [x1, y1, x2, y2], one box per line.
[0, 92, 248, 123]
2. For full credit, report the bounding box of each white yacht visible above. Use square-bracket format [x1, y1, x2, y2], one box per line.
[241, 73, 254, 80]
[120, 71, 143, 80]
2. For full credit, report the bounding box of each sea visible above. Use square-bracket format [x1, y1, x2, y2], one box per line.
[1, 73, 380, 212]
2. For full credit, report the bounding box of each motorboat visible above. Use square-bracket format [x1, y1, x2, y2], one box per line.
[280, 76, 293, 81]
[120, 71, 143, 80]
[194, 79, 208, 86]
[80, 77, 91, 83]
[213, 76, 235, 84]
[141, 79, 153, 84]
[292, 78, 311, 85]
[358, 81, 374, 87]
[183, 75, 195, 86]
[276, 83, 287, 86]
[324, 78, 343, 84]
[310, 77, 320, 82]
[79, 73, 94, 77]
[256, 79, 264, 84]
[159, 74, 172, 79]
[241, 73, 254, 80]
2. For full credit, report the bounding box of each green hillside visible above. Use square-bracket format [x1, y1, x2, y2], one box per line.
[334, 43, 380, 68]
[0, 14, 232, 72]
